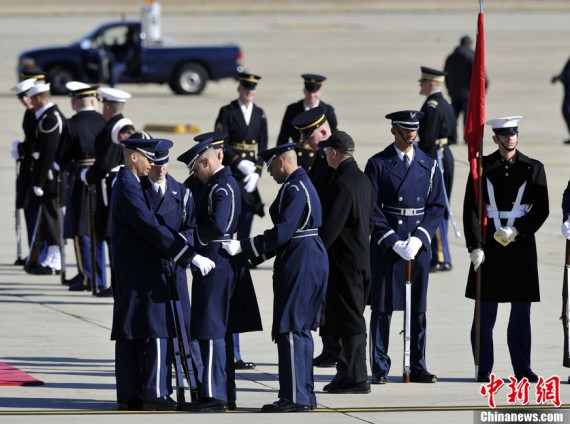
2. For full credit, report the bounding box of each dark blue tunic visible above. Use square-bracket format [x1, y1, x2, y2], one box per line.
[110, 168, 195, 341]
[241, 167, 328, 339]
[365, 144, 445, 312]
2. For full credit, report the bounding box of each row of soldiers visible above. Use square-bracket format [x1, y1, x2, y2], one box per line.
[10, 65, 555, 412]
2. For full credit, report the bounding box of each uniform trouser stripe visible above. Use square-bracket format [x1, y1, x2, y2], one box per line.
[434, 228, 444, 263]
[289, 332, 296, 404]
[155, 339, 161, 398]
[208, 339, 213, 398]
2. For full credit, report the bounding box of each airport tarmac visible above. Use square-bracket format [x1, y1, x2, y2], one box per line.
[0, 5, 570, 423]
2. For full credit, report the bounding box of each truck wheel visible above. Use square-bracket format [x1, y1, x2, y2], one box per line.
[48, 66, 74, 95]
[170, 63, 207, 95]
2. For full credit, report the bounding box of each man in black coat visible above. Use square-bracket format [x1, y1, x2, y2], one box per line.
[551, 58, 570, 144]
[318, 131, 373, 394]
[214, 72, 267, 240]
[276, 74, 338, 171]
[463, 116, 549, 383]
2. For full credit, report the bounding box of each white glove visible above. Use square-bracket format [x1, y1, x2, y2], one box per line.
[392, 240, 412, 261]
[470, 248, 485, 271]
[243, 172, 259, 193]
[191, 254, 216, 276]
[237, 160, 256, 175]
[53, 161, 60, 171]
[562, 221, 570, 240]
[11, 140, 20, 160]
[80, 168, 89, 186]
[406, 236, 423, 260]
[222, 240, 242, 256]
[31, 152, 40, 160]
[33, 186, 44, 197]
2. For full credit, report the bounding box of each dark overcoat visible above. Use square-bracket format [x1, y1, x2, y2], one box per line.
[320, 157, 373, 337]
[109, 168, 195, 341]
[141, 174, 196, 339]
[16, 108, 39, 210]
[241, 167, 328, 340]
[463, 150, 549, 302]
[191, 166, 262, 339]
[365, 144, 445, 312]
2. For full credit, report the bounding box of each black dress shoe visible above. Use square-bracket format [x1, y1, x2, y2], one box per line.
[117, 398, 144, 410]
[142, 395, 180, 411]
[370, 372, 388, 384]
[183, 397, 228, 412]
[31, 265, 61, 275]
[14, 257, 27, 266]
[63, 274, 82, 286]
[323, 374, 348, 392]
[410, 370, 437, 383]
[261, 398, 310, 413]
[69, 281, 90, 291]
[441, 262, 453, 271]
[515, 370, 539, 383]
[96, 287, 113, 298]
[234, 359, 255, 369]
[313, 353, 336, 368]
[563, 139, 570, 145]
[228, 401, 236, 411]
[327, 380, 371, 394]
[476, 372, 491, 383]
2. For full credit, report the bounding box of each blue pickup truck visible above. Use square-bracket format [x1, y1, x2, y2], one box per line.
[18, 21, 243, 95]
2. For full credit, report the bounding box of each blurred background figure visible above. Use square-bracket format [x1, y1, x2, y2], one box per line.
[551, 57, 570, 144]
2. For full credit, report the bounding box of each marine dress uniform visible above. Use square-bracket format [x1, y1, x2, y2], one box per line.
[110, 138, 196, 411]
[276, 74, 338, 171]
[178, 140, 262, 412]
[29, 83, 66, 274]
[418, 67, 457, 271]
[57, 84, 107, 291]
[214, 72, 267, 239]
[365, 111, 445, 384]
[463, 117, 549, 382]
[224, 144, 328, 412]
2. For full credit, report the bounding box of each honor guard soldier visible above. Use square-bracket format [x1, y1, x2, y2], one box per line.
[110, 137, 213, 411]
[418, 66, 457, 272]
[27, 82, 66, 275]
[11, 78, 40, 262]
[223, 143, 328, 412]
[291, 107, 335, 367]
[318, 131, 373, 394]
[56, 82, 108, 293]
[276, 74, 338, 171]
[81, 87, 132, 284]
[365, 110, 445, 384]
[463, 116, 549, 383]
[214, 72, 267, 239]
[178, 139, 262, 412]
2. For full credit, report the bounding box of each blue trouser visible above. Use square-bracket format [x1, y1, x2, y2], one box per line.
[232, 333, 242, 361]
[471, 301, 532, 375]
[73, 235, 107, 288]
[276, 329, 316, 407]
[115, 338, 173, 402]
[197, 333, 235, 402]
[431, 218, 451, 266]
[370, 310, 427, 375]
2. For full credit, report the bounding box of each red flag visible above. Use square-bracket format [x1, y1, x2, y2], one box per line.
[464, 8, 485, 203]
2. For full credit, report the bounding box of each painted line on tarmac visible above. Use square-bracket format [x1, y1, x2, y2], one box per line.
[0, 404, 568, 415]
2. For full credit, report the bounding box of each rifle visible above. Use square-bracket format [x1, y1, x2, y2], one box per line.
[563, 239, 570, 369]
[435, 146, 460, 238]
[14, 160, 25, 265]
[403, 258, 412, 383]
[56, 171, 66, 284]
[163, 260, 199, 403]
[87, 185, 98, 295]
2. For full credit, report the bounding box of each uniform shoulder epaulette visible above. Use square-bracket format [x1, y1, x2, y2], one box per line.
[427, 100, 439, 108]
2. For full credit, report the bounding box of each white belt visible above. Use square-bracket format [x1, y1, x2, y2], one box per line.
[486, 204, 530, 219]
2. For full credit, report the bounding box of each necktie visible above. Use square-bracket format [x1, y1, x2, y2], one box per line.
[157, 186, 163, 197]
[404, 155, 410, 169]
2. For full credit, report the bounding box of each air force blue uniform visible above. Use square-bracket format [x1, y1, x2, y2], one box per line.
[241, 166, 328, 408]
[365, 144, 445, 375]
[110, 166, 196, 404]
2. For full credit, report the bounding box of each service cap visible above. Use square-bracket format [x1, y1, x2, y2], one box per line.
[258, 143, 296, 168]
[100, 87, 131, 103]
[27, 83, 51, 97]
[194, 131, 227, 149]
[291, 106, 327, 141]
[177, 139, 214, 175]
[385, 110, 424, 130]
[12, 78, 37, 96]
[238, 72, 261, 89]
[302, 73, 326, 92]
[419, 66, 447, 83]
[486, 116, 523, 136]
